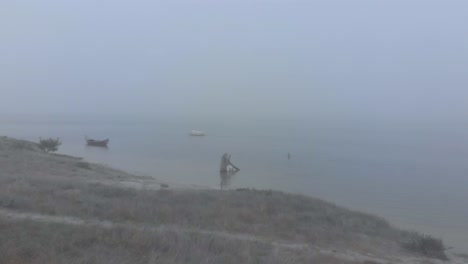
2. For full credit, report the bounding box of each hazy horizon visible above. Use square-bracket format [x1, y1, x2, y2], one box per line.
[2, 0, 468, 120]
[3, 1, 468, 254]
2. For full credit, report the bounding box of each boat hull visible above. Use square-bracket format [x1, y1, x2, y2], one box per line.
[86, 139, 109, 147]
[190, 130, 205, 136]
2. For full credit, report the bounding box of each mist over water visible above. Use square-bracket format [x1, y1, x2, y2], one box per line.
[2, 0, 468, 258]
[2, 115, 468, 252]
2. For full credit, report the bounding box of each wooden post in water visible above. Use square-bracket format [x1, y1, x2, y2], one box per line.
[220, 153, 240, 172]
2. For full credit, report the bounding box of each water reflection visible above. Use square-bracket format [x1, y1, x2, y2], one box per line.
[220, 171, 238, 189]
[85, 145, 109, 152]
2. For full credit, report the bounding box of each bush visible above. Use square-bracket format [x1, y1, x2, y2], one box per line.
[402, 232, 448, 260]
[38, 138, 62, 153]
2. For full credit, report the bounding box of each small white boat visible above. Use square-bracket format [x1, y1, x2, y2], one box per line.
[190, 130, 205, 136]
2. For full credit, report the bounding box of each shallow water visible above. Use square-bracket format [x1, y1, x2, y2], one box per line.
[2, 116, 468, 252]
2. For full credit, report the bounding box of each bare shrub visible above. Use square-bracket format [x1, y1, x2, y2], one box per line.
[38, 138, 62, 153]
[402, 232, 448, 260]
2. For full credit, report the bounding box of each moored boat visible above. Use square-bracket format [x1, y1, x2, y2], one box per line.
[85, 137, 109, 147]
[190, 130, 205, 136]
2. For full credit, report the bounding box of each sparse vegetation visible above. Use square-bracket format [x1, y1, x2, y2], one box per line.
[0, 179, 397, 249]
[38, 137, 61, 153]
[76, 161, 91, 170]
[402, 232, 448, 260]
[0, 137, 463, 263]
[0, 218, 375, 264]
[11, 140, 31, 150]
[0, 137, 38, 151]
[0, 219, 268, 264]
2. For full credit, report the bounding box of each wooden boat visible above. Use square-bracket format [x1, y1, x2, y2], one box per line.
[85, 137, 109, 147]
[189, 130, 205, 136]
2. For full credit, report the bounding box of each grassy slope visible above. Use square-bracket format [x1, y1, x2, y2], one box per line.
[0, 137, 458, 263]
[0, 219, 371, 264]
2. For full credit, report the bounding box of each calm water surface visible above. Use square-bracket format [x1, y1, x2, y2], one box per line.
[2, 116, 468, 252]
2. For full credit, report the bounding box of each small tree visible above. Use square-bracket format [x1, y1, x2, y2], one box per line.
[38, 137, 62, 153]
[402, 232, 448, 260]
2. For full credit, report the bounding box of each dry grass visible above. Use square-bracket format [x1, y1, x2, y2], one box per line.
[0, 136, 151, 182]
[0, 177, 399, 248]
[76, 161, 92, 170]
[0, 137, 397, 247]
[0, 137, 455, 263]
[0, 218, 370, 264]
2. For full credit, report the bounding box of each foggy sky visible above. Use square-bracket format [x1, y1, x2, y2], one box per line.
[1, 0, 468, 119]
